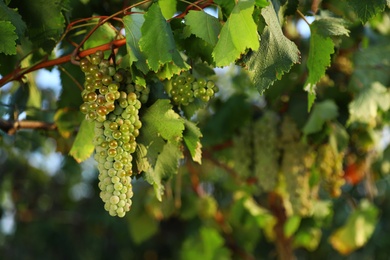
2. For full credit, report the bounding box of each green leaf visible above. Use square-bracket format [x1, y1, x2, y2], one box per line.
[54, 108, 84, 139]
[212, 0, 259, 66]
[141, 99, 185, 144]
[350, 44, 390, 90]
[158, 0, 177, 19]
[144, 142, 183, 201]
[284, 215, 301, 238]
[254, 0, 269, 8]
[0, 21, 17, 55]
[0, 0, 26, 40]
[14, 0, 69, 52]
[123, 14, 149, 74]
[183, 120, 202, 164]
[128, 209, 159, 244]
[245, 2, 300, 93]
[329, 200, 379, 255]
[180, 227, 231, 260]
[184, 10, 221, 46]
[311, 17, 350, 37]
[69, 120, 95, 163]
[139, 3, 189, 72]
[83, 21, 117, 50]
[303, 100, 338, 136]
[304, 33, 334, 111]
[58, 62, 84, 109]
[348, 0, 387, 23]
[349, 82, 390, 124]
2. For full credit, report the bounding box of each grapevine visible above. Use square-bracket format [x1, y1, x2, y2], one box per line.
[79, 50, 146, 217]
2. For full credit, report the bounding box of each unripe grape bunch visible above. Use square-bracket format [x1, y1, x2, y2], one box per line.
[169, 72, 219, 106]
[79, 50, 147, 217]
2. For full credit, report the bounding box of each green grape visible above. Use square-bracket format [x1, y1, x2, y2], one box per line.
[79, 50, 145, 217]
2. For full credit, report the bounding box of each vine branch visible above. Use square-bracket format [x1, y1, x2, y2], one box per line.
[0, 38, 126, 88]
[0, 119, 56, 135]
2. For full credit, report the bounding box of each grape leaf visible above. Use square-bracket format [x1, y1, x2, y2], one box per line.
[144, 142, 183, 201]
[141, 99, 185, 144]
[304, 17, 349, 110]
[303, 100, 338, 136]
[0, 0, 26, 40]
[139, 3, 189, 72]
[244, 2, 300, 93]
[69, 119, 95, 163]
[0, 21, 17, 55]
[158, 0, 177, 19]
[329, 200, 378, 255]
[54, 108, 84, 139]
[183, 120, 202, 164]
[304, 33, 334, 111]
[311, 17, 350, 37]
[349, 82, 390, 124]
[350, 43, 390, 91]
[212, 0, 259, 67]
[13, 0, 69, 53]
[180, 227, 231, 260]
[83, 21, 117, 50]
[123, 14, 149, 74]
[58, 62, 84, 109]
[184, 10, 221, 46]
[347, 0, 387, 23]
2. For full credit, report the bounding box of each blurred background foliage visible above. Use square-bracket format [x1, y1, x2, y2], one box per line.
[1, 0, 390, 259]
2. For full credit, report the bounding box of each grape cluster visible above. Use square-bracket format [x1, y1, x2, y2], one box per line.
[79, 50, 146, 217]
[169, 72, 219, 106]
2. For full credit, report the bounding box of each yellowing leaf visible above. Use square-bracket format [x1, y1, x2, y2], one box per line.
[329, 200, 378, 255]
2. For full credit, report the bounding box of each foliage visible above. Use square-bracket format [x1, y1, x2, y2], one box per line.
[1, 0, 390, 259]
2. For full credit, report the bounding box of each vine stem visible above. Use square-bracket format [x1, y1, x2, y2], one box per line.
[0, 38, 126, 88]
[0, 119, 56, 135]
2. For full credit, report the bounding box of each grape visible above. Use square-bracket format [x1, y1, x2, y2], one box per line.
[168, 71, 219, 106]
[79, 50, 145, 217]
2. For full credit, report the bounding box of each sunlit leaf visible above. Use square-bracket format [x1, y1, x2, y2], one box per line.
[329, 200, 379, 255]
[183, 119, 202, 164]
[69, 119, 94, 163]
[212, 0, 259, 66]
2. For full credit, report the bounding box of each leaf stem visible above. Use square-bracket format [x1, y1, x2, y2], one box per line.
[297, 9, 311, 27]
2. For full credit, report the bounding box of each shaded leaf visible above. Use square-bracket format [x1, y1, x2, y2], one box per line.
[54, 108, 84, 138]
[123, 14, 149, 74]
[180, 227, 231, 260]
[245, 2, 300, 93]
[0, 0, 26, 39]
[212, 0, 259, 66]
[312, 17, 350, 37]
[0, 21, 17, 55]
[144, 142, 182, 201]
[303, 100, 338, 135]
[183, 119, 202, 164]
[348, 0, 387, 23]
[13, 0, 69, 52]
